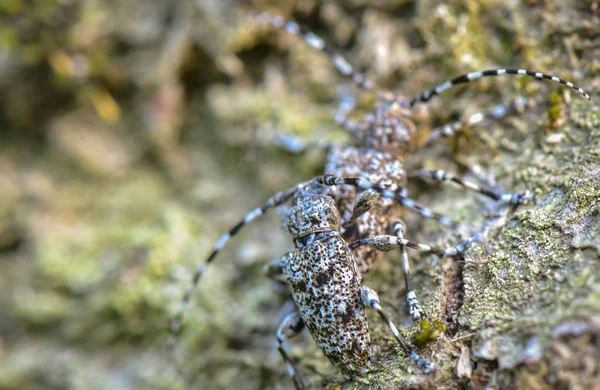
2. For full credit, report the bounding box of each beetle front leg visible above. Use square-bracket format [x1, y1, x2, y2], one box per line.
[420, 97, 530, 147]
[350, 232, 483, 257]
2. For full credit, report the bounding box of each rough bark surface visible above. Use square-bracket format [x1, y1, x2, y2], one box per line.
[0, 1, 598, 389]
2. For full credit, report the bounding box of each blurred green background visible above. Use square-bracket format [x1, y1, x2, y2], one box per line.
[0, 0, 599, 389]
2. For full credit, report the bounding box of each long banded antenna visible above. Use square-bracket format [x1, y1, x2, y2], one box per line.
[169, 184, 302, 341]
[408, 68, 590, 107]
[253, 12, 375, 91]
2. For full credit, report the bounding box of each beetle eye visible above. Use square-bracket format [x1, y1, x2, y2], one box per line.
[295, 234, 315, 248]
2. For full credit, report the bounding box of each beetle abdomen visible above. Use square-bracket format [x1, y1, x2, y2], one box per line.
[282, 235, 370, 376]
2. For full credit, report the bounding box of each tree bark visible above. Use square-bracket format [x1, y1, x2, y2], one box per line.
[0, 1, 598, 389]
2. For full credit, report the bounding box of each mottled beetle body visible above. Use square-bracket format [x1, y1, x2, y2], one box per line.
[282, 185, 370, 376]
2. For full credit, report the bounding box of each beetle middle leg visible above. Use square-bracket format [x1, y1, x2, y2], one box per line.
[393, 221, 426, 320]
[410, 168, 533, 205]
[277, 312, 307, 390]
[360, 286, 434, 372]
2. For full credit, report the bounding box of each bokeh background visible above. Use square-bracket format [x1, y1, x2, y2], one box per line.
[1, 0, 599, 389]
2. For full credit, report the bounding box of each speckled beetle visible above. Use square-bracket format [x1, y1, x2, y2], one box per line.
[170, 174, 473, 389]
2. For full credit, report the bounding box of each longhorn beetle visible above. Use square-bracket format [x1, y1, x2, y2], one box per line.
[169, 12, 591, 389]
[171, 174, 480, 389]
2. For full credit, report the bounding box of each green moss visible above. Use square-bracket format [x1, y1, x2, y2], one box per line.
[0, 27, 18, 49]
[412, 319, 447, 347]
[0, 0, 22, 14]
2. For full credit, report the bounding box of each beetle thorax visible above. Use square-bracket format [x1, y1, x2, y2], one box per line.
[285, 195, 340, 238]
[357, 94, 416, 156]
